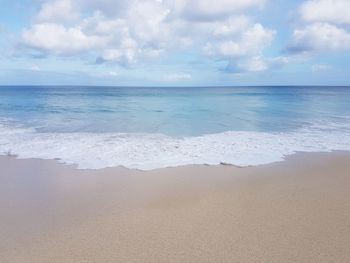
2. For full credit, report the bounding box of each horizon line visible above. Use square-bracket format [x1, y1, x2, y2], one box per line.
[1, 85, 350, 88]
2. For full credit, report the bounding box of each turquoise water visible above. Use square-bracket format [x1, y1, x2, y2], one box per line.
[0, 86, 350, 169]
[1, 86, 350, 135]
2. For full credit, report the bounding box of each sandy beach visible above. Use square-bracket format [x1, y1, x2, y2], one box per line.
[1, 152, 350, 262]
[2, 0, 350, 261]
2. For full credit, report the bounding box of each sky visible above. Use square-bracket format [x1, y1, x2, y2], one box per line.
[0, 0, 349, 86]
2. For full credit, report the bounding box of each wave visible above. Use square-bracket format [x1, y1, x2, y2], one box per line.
[1, 119, 350, 170]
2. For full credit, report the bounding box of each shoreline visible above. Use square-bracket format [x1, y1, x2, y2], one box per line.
[2, 117, 350, 170]
[1, 151, 350, 262]
[2, 150, 350, 172]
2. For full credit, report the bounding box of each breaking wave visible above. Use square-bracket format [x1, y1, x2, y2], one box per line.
[1, 119, 350, 170]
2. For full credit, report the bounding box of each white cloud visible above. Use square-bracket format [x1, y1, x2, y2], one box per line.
[288, 0, 350, 55]
[206, 24, 275, 58]
[164, 73, 192, 82]
[288, 23, 350, 53]
[22, 23, 107, 55]
[23, 0, 172, 63]
[238, 56, 268, 72]
[36, 0, 80, 23]
[90, 70, 121, 78]
[175, 0, 265, 20]
[300, 0, 350, 24]
[29, 65, 41, 71]
[76, 0, 133, 18]
[212, 16, 251, 37]
[312, 64, 331, 72]
[225, 55, 301, 73]
[21, 0, 274, 72]
[107, 71, 119, 77]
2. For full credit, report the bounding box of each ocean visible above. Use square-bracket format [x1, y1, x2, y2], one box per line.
[1, 86, 350, 170]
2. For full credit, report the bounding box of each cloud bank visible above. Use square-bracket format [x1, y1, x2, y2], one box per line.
[287, 0, 350, 54]
[21, 0, 273, 72]
[18, 0, 350, 78]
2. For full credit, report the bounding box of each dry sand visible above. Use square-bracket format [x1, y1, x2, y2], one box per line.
[1, 152, 350, 262]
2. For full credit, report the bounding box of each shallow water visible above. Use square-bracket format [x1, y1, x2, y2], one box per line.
[0, 86, 350, 169]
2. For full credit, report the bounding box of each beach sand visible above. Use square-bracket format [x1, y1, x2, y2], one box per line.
[1, 152, 350, 262]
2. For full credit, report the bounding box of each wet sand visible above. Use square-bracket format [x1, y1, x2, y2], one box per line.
[1, 152, 350, 262]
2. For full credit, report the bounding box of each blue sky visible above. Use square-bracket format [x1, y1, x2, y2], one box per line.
[0, 0, 349, 86]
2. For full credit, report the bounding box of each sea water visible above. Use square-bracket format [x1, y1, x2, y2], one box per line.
[0, 86, 350, 170]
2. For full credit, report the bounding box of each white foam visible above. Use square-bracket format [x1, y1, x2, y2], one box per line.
[0, 120, 350, 170]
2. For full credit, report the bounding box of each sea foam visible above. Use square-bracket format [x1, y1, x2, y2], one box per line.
[1, 120, 350, 170]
